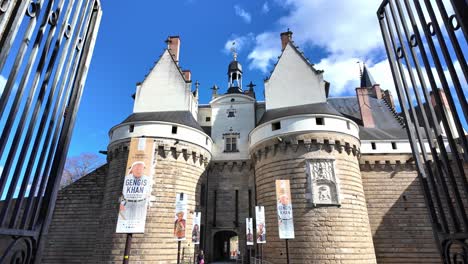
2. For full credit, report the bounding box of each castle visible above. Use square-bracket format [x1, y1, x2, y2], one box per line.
[42, 31, 445, 263]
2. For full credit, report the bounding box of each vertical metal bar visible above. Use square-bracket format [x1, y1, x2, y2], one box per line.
[33, 3, 101, 262]
[8, 0, 85, 229]
[449, 0, 468, 41]
[0, 0, 29, 72]
[177, 240, 181, 264]
[123, 233, 132, 264]
[0, 0, 66, 223]
[433, 0, 468, 83]
[392, 0, 449, 232]
[377, 7, 443, 254]
[285, 239, 290, 264]
[0, 0, 45, 118]
[26, 0, 95, 229]
[235, 189, 239, 227]
[421, 0, 468, 156]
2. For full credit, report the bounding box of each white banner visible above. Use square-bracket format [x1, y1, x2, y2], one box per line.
[116, 138, 155, 233]
[191, 212, 201, 244]
[174, 193, 188, 241]
[255, 206, 266, 243]
[276, 180, 295, 239]
[246, 218, 254, 245]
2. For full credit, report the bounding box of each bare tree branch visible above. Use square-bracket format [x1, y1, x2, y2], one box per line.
[60, 152, 105, 188]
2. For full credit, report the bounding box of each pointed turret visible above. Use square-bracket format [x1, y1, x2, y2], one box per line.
[227, 42, 243, 94]
[360, 65, 376, 88]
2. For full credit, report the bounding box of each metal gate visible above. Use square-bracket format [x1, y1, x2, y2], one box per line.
[0, 0, 101, 263]
[377, 0, 467, 263]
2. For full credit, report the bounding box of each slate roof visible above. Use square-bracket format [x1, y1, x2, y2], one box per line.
[328, 97, 408, 140]
[360, 65, 376, 88]
[121, 111, 204, 132]
[257, 102, 344, 125]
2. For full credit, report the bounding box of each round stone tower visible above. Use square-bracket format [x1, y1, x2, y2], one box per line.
[94, 114, 212, 263]
[249, 107, 377, 263]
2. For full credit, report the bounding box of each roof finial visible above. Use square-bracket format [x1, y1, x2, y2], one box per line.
[164, 37, 171, 49]
[230, 41, 238, 61]
[247, 81, 256, 91]
[357, 61, 363, 78]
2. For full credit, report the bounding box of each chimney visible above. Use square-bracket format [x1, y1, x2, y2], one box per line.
[356, 87, 375, 128]
[383, 89, 395, 109]
[280, 30, 293, 50]
[371, 84, 383, 99]
[168, 36, 180, 64]
[182, 70, 191, 82]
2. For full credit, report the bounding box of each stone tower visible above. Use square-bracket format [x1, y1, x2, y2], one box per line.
[249, 31, 377, 263]
[93, 36, 212, 263]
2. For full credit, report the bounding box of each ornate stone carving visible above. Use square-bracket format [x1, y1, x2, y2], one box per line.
[307, 159, 340, 206]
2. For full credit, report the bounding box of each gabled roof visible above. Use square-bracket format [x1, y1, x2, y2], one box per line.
[360, 65, 376, 88]
[266, 41, 323, 82]
[138, 49, 191, 86]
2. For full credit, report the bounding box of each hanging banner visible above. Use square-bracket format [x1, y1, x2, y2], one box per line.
[174, 193, 188, 241]
[255, 206, 266, 243]
[191, 212, 201, 244]
[276, 180, 295, 239]
[246, 218, 254, 245]
[116, 138, 155, 233]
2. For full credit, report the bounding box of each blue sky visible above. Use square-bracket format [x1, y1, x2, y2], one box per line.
[1, 0, 461, 157]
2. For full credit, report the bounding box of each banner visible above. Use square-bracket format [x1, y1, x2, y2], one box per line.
[276, 180, 295, 239]
[174, 193, 188, 241]
[246, 218, 254, 245]
[255, 206, 266, 243]
[116, 138, 155, 233]
[191, 212, 201, 244]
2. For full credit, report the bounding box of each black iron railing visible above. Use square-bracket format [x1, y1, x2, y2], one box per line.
[377, 0, 467, 263]
[0, 0, 101, 263]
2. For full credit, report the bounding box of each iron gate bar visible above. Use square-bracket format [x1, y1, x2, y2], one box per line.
[0, 0, 76, 228]
[0, 0, 66, 221]
[449, 0, 468, 40]
[0, 0, 30, 71]
[33, 3, 101, 262]
[6, 0, 87, 230]
[25, 0, 96, 230]
[10, 0, 88, 230]
[433, 0, 468, 83]
[389, 0, 468, 232]
[378, 6, 443, 255]
[0, 0, 45, 118]
[392, 0, 450, 233]
[378, 0, 468, 262]
[419, 0, 468, 157]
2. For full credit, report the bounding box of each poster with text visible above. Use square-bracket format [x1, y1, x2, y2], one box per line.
[246, 218, 254, 245]
[276, 180, 295, 239]
[255, 206, 266, 243]
[174, 193, 188, 241]
[116, 138, 155, 233]
[191, 212, 201, 244]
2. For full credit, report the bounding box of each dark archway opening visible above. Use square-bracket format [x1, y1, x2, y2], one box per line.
[213, 230, 238, 261]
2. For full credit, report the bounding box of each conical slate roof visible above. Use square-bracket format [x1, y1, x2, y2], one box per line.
[360, 65, 376, 88]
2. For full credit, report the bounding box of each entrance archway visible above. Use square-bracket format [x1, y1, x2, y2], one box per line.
[213, 230, 238, 261]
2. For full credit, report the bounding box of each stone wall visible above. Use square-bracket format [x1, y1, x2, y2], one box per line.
[42, 164, 108, 263]
[360, 154, 446, 263]
[251, 133, 376, 264]
[93, 138, 210, 263]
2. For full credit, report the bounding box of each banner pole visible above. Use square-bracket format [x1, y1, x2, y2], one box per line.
[177, 240, 181, 264]
[285, 239, 290, 264]
[260, 243, 263, 264]
[123, 233, 132, 264]
[193, 244, 197, 264]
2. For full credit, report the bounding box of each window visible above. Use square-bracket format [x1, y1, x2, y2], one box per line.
[391, 142, 397, 149]
[206, 137, 209, 145]
[371, 142, 376, 150]
[316, 117, 324, 125]
[129, 124, 134, 133]
[205, 116, 211, 122]
[227, 105, 236, 118]
[346, 121, 351, 130]
[172, 126, 178, 134]
[225, 135, 238, 152]
[272, 122, 281, 131]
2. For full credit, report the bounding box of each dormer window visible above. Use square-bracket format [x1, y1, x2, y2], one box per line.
[223, 132, 240, 152]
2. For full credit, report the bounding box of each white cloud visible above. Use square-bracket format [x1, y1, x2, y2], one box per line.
[234, 5, 252, 24]
[247, 32, 281, 73]
[223, 33, 255, 55]
[262, 2, 270, 13]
